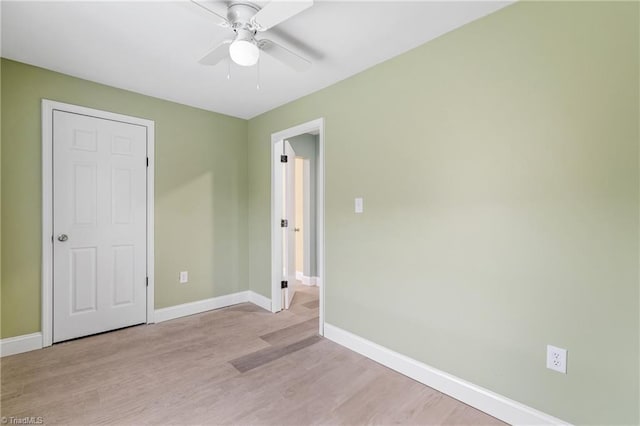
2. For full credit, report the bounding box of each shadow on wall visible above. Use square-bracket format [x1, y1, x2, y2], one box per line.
[0, 58, 248, 338]
[154, 121, 247, 307]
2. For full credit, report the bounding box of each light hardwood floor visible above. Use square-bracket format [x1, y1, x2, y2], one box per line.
[1, 284, 505, 425]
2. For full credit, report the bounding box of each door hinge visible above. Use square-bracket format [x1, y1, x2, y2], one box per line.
[281, 219, 288, 228]
[146, 157, 149, 167]
[146, 277, 149, 287]
[280, 155, 288, 163]
[281, 280, 288, 289]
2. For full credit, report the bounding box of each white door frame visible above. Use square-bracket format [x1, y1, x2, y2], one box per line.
[270, 118, 325, 336]
[41, 99, 155, 347]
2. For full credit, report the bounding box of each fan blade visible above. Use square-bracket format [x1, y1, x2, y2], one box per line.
[251, 0, 313, 31]
[190, 0, 230, 26]
[199, 40, 232, 65]
[259, 39, 311, 72]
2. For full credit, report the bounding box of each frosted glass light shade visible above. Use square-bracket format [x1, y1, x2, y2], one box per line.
[229, 40, 259, 67]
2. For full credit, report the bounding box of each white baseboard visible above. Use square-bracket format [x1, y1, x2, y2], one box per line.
[248, 291, 271, 311]
[324, 323, 569, 426]
[301, 275, 319, 286]
[0, 332, 43, 357]
[1, 291, 273, 357]
[295, 271, 319, 286]
[155, 291, 251, 323]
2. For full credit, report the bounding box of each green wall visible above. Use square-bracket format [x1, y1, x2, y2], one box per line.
[2, 1, 639, 423]
[1, 59, 248, 338]
[247, 2, 639, 424]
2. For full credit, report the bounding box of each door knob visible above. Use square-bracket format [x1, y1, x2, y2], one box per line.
[57, 234, 69, 242]
[294, 228, 300, 232]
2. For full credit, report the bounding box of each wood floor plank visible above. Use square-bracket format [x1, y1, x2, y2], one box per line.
[303, 300, 319, 309]
[259, 317, 318, 345]
[230, 335, 322, 373]
[0, 286, 505, 425]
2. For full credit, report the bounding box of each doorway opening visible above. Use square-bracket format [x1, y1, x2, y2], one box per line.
[271, 118, 324, 336]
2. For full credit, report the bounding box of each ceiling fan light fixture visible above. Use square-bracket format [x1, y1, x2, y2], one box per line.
[229, 38, 259, 67]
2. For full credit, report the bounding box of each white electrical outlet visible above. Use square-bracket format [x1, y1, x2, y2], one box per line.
[546, 345, 567, 374]
[179, 271, 189, 284]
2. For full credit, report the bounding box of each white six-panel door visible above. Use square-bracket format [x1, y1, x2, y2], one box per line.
[53, 110, 147, 343]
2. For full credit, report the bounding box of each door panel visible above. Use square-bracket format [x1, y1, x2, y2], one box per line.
[70, 247, 98, 313]
[113, 245, 135, 306]
[275, 139, 298, 310]
[73, 163, 97, 225]
[283, 140, 296, 309]
[53, 110, 147, 343]
[112, 168, 133, 224]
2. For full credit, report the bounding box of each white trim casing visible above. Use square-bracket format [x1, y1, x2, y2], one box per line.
[271, 118, 325, 336]
[0, 333, 44, 357]
[324, 324, 570, 426]
[41, 103, 54, 347]
[41, 100, 156, 346]
[316, 119, 325, 336]
[146, 124, 156, 324]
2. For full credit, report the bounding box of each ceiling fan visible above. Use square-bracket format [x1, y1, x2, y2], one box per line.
[191, 0, 313, 71]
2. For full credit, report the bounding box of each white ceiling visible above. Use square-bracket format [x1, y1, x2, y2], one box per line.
[1, 1, 512, 119]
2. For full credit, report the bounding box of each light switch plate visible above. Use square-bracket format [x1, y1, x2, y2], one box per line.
[355, 197, 363, 213]
[179, 271, 189, 284]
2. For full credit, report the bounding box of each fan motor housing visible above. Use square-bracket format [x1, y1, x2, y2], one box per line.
[227, 2, 259, 28]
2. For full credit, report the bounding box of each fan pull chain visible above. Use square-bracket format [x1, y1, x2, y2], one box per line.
[227, 59, 231, 80]
[256, 58, 261, 90]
